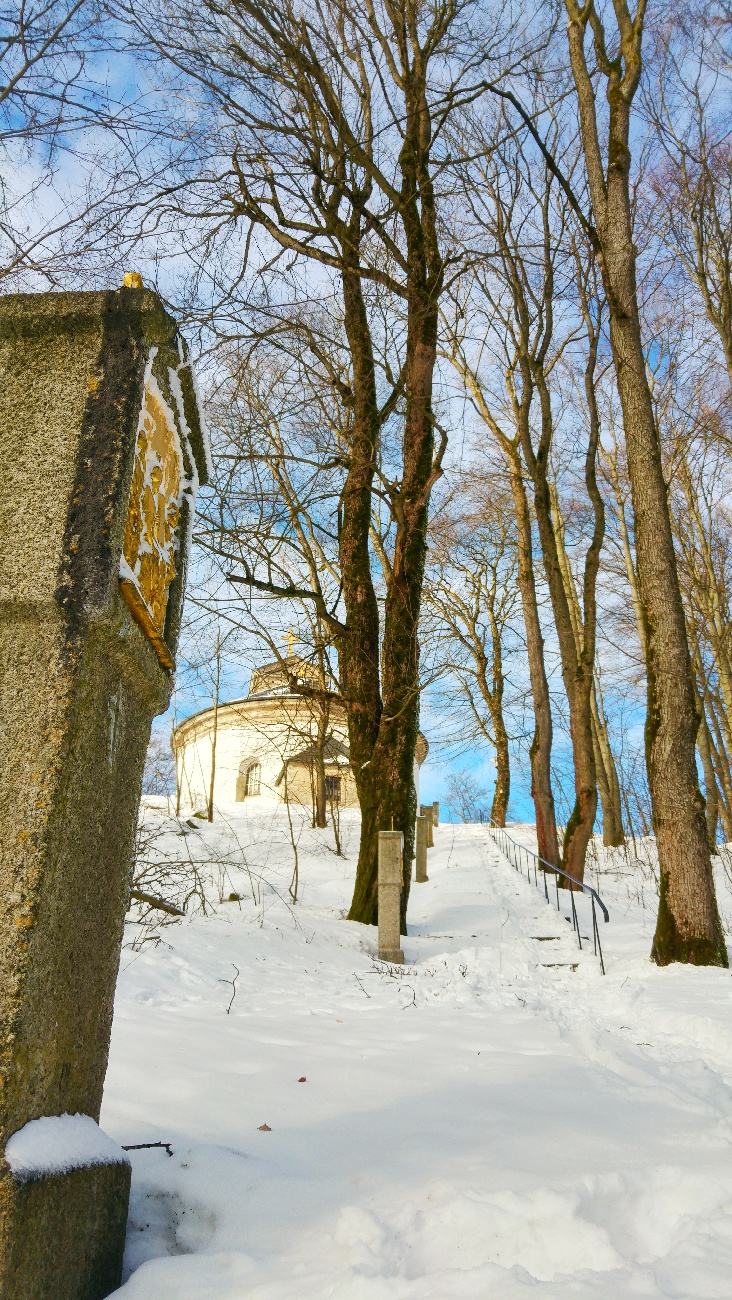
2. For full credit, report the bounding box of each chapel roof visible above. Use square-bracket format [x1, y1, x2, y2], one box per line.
[173, 655, 429, 765]
[247, 655, 325, 699]
[286, 737, 351, 767]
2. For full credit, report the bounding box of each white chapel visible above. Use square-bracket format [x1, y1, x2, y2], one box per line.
[173, 655, 428, 813]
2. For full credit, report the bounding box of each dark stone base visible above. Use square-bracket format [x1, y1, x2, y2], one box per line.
[0, 1160, 130, 1299]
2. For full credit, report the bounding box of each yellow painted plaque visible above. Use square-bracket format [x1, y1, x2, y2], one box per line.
[120, 381, 183, 669]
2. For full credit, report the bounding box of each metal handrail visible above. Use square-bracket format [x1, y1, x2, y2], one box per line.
[484, 818, 609, 974]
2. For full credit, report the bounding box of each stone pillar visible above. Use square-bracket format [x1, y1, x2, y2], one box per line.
[420, 805, 434, 847]
[378, 831, 404, 963]
[0, 286, 208, 1298]
[432, 801, 440, 828]
[415, 816, 429, 882]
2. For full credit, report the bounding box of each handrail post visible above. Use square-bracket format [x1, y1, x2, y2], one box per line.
[571, 888, 582, 950]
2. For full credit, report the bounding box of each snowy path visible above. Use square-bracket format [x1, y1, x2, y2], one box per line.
[106, 814, 732, 1298]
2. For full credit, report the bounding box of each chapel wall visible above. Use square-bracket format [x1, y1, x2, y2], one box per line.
[283, 763, 359, 809]
[174, 698, 350, 810]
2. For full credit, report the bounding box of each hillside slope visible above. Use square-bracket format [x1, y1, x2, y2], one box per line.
[107, 808, 732, 1298]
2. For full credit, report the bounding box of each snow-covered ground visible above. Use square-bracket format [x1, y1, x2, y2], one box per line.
[106, 806, 732, 1298]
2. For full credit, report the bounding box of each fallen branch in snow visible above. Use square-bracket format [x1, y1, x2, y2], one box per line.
[129, 889, 185, 917]
[121, 1141, 173, 1157]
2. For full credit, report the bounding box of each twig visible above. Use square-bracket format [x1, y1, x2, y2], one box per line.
[129, 889, 185, 917]
[121, 1141, 173, 1157]
[219, 964, 240, 1013]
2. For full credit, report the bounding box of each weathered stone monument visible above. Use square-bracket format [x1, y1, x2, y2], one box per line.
[0, 284, 208, 1297]
[415, 815, 429, 883]
[432, 800, 439, 827]
[378, 830, 404, 964]
[420, 805, 434, 848]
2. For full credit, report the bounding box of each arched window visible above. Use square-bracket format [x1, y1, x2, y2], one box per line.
[236, 759, 261, 801]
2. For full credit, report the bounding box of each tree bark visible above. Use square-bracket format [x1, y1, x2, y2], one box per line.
[338, 257, 385, 921]
[484, 622, 510, 826]
[314, 705, 328, 829]
[445, 355, 558, 864]
[506, 451, 560, 867]
[706, 709, 732, 843]
[591, 684, 624, 846]
[552, 483, 624, 848]
[696, 688, 719, 853]
[609, 311, 725, 962]
[466, 636, 511, 826]
[690, 631, 732, 842]
[348, 50, 444, 927]
[490, 709, 511, 827]
[564, 0, 726, 963]
[524, 373, 597, 884]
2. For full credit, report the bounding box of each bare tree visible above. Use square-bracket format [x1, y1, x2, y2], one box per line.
[557, 0, 726, 963]
[111, 0, 527, 926]
[444, 767, 491, 823]
[445, 119, 609, 882]
[550, 483, 624, 846]
[427, 478, 520, 825]
[0, 0, 159, 286]
[645, 8, 732, 393]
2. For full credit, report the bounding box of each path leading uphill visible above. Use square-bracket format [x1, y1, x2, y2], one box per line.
[106, 810, 732, 1298]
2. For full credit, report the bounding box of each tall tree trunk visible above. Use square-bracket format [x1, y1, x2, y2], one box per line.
[490, 716, 511, 827]
[484, 626, 510, 826]
[696, 689, 719, 853]
[564, 0, 726, 964]
[691, 638, 732, 842]
[207, 639, 221, 823]
[472, 639, 511, 826]
[552, 483, 624, 848]
[590, 707, 614, 845]
[677, 466, 732, 758]
[507, 452, 559, 866]
[314, 705, 328, 830]
[707, 717, 732, 843]
[522, 357, 601, 884]
[448, 356, 558, 864]
[610, 305, 724, 962]
[338, 255, 384, 921]
[348, 66, 443, 927]
[591, 683, 624, 846]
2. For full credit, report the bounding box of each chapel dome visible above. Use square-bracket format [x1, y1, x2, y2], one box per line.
[172, 655, 428, 813]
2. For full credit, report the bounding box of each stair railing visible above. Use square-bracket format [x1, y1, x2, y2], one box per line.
[484, 818, 609, 974]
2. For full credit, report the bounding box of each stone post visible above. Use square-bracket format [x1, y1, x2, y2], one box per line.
[432, 801, 440, 828]
[415, 816, 429, 882]
[420, 805, 434, 848]
[378, 831, 404, 963]
[0, 286, 208, 1298]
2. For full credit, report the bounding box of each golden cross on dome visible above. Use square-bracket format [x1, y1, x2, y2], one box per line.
[283, 628, 297, 657]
